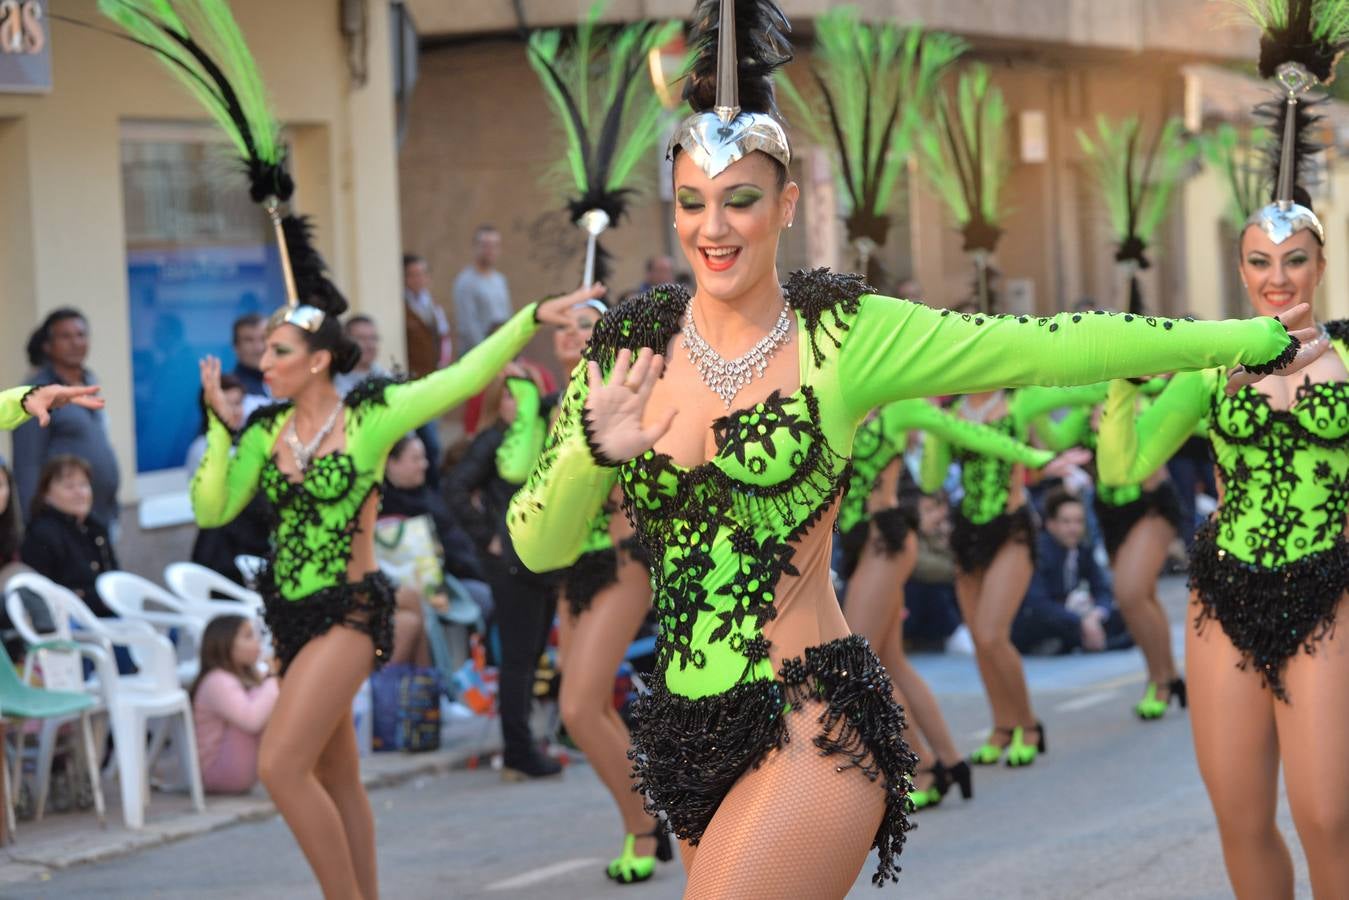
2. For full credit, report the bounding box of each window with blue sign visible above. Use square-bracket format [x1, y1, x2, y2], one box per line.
[121, 126, 285, 473]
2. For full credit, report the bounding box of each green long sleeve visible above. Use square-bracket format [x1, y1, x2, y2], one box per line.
[887, 399, 1053, 472]
[918, 426, 952, 495]
[0, 386, 32, 430]
[1097, 372, 1215, 487]
[358, 302, 540, 447]
[190, 408, 270, 528]
[839, 297, 1291, 421]
[507, 362, 619, 572]
[1011, 384, 1108, 452]
[496, 376, 545, 485]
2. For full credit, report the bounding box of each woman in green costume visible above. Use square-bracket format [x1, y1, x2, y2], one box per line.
[1098, 4, 1349, 893]
[507, 0, 1321, 893]
[0, 385, 103, 430]
[922, 383, 1106, 767]
[840, 397, 1086, 808]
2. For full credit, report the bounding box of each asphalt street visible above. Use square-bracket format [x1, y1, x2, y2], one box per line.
[3, 577, 1313, 899]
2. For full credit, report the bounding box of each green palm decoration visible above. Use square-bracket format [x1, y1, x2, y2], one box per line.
[1076, 116, 1197, 314]
[1200, 123, 1273, 229]
[779, 9, 966, 279]
[527, 1, 683, 285]
[918, 65, 1010, 312]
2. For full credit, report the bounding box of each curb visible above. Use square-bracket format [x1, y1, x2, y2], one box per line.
[0, 737, 496, 886]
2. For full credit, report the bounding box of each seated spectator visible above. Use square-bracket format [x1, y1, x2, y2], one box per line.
[904, 490, 964, 652]
[1012, 490, 1131, 655]
[191, 615, 278, 794]
[20, 455, 117, 615]
[187, 379, 271, 585]
[381, 434, 492, 622]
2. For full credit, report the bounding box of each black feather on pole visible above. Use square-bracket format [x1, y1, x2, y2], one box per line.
[280, 215, 348, 316]
[1254, 0, 1349, 81]
[683, 0, 792, 116]
[1253, 92, 1326, 205]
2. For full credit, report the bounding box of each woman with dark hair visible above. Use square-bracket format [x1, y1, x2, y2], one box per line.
[191, 614, 278, 794]
[0, 465, 22, 567]
[507, 1, 1323, 891]
[21, 455, 117, 616]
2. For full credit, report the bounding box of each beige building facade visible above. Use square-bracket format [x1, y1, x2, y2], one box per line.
[0, 1, 404, 570]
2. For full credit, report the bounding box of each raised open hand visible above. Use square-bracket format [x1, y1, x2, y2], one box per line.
[1041, 446, 1093, 480]
[584, 348, 677, 464]
[1226, 304, 1329, 395]
[537, 282, 608, 327]
[22, 384, 103, 426]
[198, 355, 231, 422]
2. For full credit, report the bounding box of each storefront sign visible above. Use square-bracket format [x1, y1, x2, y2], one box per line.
[0, 0, 49, 93]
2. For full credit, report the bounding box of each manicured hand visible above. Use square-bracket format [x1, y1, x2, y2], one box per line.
[1041, 447, 1092, 479]
[536, 283, 608, 327]
[23, 384, 103, 426]
[198, 356, 233, 423]
[584, 348, 677, 464]
[1226, 304, 1328, 395]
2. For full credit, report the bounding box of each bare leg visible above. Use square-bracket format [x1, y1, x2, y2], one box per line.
[972, 542, 1037, 731]
[259, 627, 376, 900]
[1111, 516, 1178, 688]
[390, 587, 426, 667]
[558, 558, 658, 856]
[1187, 597, 1291, 900]
[955, 569, 1010, 738]
[683, 699, 888, 899]
[316, 711, 377, 900]
[846, 533, 959, 765]
[1274, 594, 1349, 899]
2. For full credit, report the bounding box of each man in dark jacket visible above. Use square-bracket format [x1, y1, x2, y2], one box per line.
[1012, 490, 1131, 655]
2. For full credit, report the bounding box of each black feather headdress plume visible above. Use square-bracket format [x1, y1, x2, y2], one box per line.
[683, 0, 792, 117]
[1237, 0, 1349, 81]
[1253, 91, 1326, 205]
[528, 2, 682, 285]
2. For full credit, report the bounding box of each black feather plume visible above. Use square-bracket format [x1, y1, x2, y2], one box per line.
[683, 0, 793, 117]
[1252, 0, 1349, 81]
[1253, 91, 1326, 204]
[280, 215, 348, 317]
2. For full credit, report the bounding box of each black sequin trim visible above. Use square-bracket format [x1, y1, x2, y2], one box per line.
[580, 405, 622, 468]
[18, 385, 40, 417]
[1188, 519, 1348, 702]
[1093, 483, 1184, 559]
[628, 635, 916, 885]
[1241, 322, 1299, 376]
[949, 505, 1038, 573]
[560, 548, 618, 618]
[256, 566, 395, 675]
[783, 268, 875, 367]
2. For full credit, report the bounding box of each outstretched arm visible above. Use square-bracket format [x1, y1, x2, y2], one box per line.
[884, 399, 1054, 472]
[495, 376, 546, 485]
[0, 387, 32, 431]
[1096, 373, 1215, 487]
[840, 295, 1305, 421]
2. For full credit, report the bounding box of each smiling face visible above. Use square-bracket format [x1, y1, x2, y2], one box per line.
[1239, 225, 1325, 318]
[673, 151, 798, 303]
[261, 323, 328, 401]
[552, 305, 601, 370]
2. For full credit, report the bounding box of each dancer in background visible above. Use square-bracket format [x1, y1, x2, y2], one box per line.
[1099, 4, 1349, 893]
[509, 0, 1322, 892]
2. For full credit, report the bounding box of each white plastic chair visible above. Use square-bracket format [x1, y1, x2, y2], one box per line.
[232, 554, 266, 590]
[96, 572, 207, 688]
[5, 574, 206, 829]
[164, 562, 264, 617]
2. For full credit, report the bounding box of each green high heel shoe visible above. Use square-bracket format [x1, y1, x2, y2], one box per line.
[605, 825, 673, 884]
[1134, 678, 1187, 721]
[970, 726, 1013, 765]
[1005, 722, 1047, 768]
[907, 767, 944, 811]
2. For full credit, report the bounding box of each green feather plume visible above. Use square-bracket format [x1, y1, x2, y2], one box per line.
[97, 0, 288, 201]
[918, 64, 1010, 254]
[1200, 123, 1272, 228]
[526, 2, 682, 226]
[779, 9, 965, 252]
[1228, 0, 1349, 42]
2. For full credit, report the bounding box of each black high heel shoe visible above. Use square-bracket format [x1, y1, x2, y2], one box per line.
[1006, 721, 1046, 767]
[1135, 677, 1188, 720]
[605, 824, 673, 884]
[939, 760, 974, 801]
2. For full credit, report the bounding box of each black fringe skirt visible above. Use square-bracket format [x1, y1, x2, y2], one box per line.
[627, 634, 917, 886]
[950, 505, 1037, 574]
[1188, 519, 1349, 702]
[258, 568, 395, 675]
[838, 507, 919, 579]
[560, 537, 648, 619]
[1094, 482, 1184, 559]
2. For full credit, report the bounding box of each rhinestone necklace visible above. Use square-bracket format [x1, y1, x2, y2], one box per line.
[285, 401, 344, 473]
[682, 299, 792, 407]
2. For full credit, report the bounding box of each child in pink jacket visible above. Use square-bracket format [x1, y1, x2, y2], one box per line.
[191, 615, 278, 794]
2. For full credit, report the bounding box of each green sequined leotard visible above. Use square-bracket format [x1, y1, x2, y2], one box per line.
[837, 398, 1054, 573]
[0, 387, 34, 430]
[1098, 330, 1349, 699]
[922, 384, 1105, 571]
[191, 303, 542, 670]
[507, 270, 1293, 881]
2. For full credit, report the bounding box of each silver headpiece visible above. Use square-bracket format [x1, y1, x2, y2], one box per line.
[667, 0, 791, 179]
[1246, 62, 1324, 245]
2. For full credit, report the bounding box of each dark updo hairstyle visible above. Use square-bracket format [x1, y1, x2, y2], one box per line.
[277, 215, 361, 376]
[678, 0, 793, 189]
[26, 307, 88, 369]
